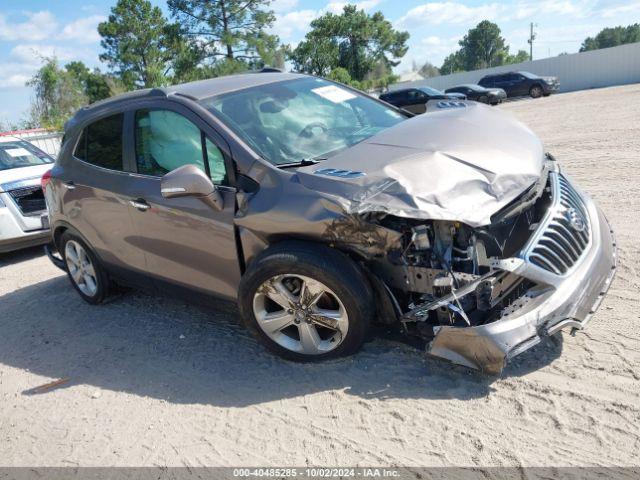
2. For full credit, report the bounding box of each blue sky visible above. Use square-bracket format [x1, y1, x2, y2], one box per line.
[1, 0, 638, 124]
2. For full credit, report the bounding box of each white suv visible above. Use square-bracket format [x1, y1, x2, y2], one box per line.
[0, 136, 54, 253]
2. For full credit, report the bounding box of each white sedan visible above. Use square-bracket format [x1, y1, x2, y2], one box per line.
[0, 136, 53, 253]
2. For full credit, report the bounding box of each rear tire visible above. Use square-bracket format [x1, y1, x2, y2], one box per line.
[238, 241, 373, 361]
[60, 232, 110, 304]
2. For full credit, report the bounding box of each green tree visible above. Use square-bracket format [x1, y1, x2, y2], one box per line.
[291, 5, 409, 84]
[439, 21, 528, 73]
[441, 51, 464, 74]
[458, 20, 508, 70]
[418, 60, 440, 78]
[27, 58, 88, 130]
[98, 0, 176, 88]
[167, 0, 279, 67]
[64, 61, 123, 104]
[580, 24, 640, 52]
[504, 49, 529, 65]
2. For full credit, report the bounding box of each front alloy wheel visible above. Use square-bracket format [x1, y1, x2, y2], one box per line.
[530, 85, 543, 98]
[238, 241, 373, 361]
[253, 274, 348, 355]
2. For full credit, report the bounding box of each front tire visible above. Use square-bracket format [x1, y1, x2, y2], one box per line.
[60, 232, 110, 304]
[238, 242, 373, 361]
[530, 85, 543, 98]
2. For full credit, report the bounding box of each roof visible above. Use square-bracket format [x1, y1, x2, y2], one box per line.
[68, 71, 306, 129]
[0, 135, 21, 143]
[164, 71, 305, 100]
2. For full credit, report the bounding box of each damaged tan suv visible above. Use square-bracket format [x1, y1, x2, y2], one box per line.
[43, 72, 616, 374]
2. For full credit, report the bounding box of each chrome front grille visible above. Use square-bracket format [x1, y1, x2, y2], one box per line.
[526, 173, 590, 275]
[8, 185, 46, 216]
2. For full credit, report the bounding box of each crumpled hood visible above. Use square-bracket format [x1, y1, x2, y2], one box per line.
[296, 102, 544, 227]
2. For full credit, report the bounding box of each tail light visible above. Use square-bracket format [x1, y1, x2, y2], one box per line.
[41, 168, 52, 193]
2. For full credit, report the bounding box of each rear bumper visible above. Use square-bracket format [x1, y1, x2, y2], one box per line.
[427, 188, 616, 374]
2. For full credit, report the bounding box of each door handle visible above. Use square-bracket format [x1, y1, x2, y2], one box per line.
[129, 199, 150, 211]
[63, 181, 76, 190]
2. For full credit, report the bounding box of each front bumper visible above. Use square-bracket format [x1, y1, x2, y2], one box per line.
[0, 205, 50, 253]
[427, 177, 616, 374]
[543, 82, 560, 93]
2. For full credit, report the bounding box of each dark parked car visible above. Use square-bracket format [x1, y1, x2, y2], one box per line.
[42, 72, 615, 374]
[444, 84, 506, 105]
[479, 71, 559, 98]
[379, 86, 465, 114]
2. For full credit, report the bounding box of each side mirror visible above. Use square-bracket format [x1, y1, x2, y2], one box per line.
[160, 164, 223, 211]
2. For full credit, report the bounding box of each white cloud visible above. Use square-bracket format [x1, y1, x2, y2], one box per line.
[397, 1, 595, 29]
[271, 9, 319, 40]
[59, 15, 106, 43]
[397, 2, 504, 29]
[0, 11, 58, 42]
[10, 45, 77, 66]
[601, 1, 640, 18]
[0, 69, 32, 88]
[326, 0, 382, 14]
[0, 44, 96, 89]
[271, 0, 299, 13]
[272, 0, 384, 41]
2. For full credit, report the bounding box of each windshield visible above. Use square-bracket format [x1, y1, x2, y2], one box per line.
[0, 140, 53, 171]
[520, 71, 539, 79]
[419, 86, 443, 96]
[200, 77, 406, 166]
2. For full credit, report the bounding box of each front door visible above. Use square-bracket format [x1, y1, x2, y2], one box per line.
[125, 106, 241, 300]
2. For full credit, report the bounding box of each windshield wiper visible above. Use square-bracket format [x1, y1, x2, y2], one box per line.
[277, 157, 327, 169]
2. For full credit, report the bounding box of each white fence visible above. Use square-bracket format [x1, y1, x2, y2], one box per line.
[0, 129, 63, 158]
[391, 42, 640, 94]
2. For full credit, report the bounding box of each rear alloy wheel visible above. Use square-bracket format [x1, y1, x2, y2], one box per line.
[530, 85, 543, 98]
[253, 274, 348, 356]
[61, 233, 109, 304]
[65, 240, 98, 297]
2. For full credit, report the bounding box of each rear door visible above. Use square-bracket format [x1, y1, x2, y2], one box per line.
[61, 113, 149, 282]
[124, 103, 241, 300]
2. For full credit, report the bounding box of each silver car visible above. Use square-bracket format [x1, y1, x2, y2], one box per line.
[44, 72, 616, 374]
[0, 136, 53, 252]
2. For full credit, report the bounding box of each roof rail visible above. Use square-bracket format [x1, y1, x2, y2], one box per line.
[257, 67, 283, 73]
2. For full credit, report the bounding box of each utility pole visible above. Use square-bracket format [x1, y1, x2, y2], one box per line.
[527, 22, 537, 61]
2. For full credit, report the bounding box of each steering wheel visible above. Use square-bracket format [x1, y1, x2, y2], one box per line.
[298, 122, 329, 139]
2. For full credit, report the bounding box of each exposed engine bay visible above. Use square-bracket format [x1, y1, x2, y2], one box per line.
[365, 167, 552, 337]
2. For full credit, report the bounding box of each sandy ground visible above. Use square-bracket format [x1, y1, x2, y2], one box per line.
[1, 84, 639, 468]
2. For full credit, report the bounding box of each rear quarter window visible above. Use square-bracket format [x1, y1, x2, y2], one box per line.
[73, 113, 124, 171]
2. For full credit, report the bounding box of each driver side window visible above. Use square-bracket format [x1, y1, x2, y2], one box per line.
[134, 109, 227, 185]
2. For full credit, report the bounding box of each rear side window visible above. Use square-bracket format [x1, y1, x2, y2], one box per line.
[74, 114, 124, 171]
